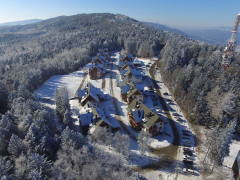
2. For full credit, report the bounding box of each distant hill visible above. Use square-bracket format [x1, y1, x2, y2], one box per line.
[143, 22, 191, 37]
[180, 27, 240, 45]
[0, 19, 42, 27]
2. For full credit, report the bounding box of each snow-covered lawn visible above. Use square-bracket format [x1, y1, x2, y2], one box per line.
[35, 65, 90, 101]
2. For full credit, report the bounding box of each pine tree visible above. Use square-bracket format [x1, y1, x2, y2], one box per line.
[63, 109, 72, 126]
[28, 153, 52, 179]
[8, 134, 26, 157]
[137, 129, 150, 155]
[0, 156, 12, 177]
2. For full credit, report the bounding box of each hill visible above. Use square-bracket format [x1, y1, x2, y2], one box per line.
[0, 19, 42, 27]
[180, 27, 240, 45]
[143, 22, 191, 37]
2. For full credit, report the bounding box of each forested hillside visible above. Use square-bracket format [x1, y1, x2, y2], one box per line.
[159, 36, 240, 133]
[0, 13, 239, 179]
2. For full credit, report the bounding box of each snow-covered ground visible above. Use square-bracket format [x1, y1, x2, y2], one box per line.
[35, 65, 90, 101]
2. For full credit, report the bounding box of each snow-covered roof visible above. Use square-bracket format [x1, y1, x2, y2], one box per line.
[92, 57, 105, 64]
[121, 86, 130, 94]
[90, 64, 106, 74]
[128, 99, 164, 129]
[79, 112, 93, 126]
[91, 103, 119, 128]
[79, 82, 104, 102]
[132, 110, 144, 123]
[127, 86, 143, 98]
[120, 66, 143, 79]
[78, 89, 88, 97]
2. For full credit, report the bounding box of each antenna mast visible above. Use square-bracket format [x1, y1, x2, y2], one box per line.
[222, 14, 240, 70]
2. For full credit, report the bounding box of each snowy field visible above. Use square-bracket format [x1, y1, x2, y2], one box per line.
[35, 65, 90, 100]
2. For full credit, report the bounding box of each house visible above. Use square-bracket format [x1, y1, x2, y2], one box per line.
[97, 52, 111, 61]
[119, 66, 143, 86]
[121, 82, 144, 102]
[89, 64, 106, 80]
[127, 99, 164, 136]
[232, 150, 240, 180]
[118, 61, 133, 72]
[127, 83, 144, 104]
[92, 56, 108, 67]
[119, 54, 133, 62]
[78, 83, 104, 106]
[79, 101, 119, 134]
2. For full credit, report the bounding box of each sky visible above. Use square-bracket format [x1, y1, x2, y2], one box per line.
[0, 0, 240, 29]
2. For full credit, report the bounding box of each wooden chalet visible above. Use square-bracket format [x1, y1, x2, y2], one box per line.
[89, 65, 106, 80]
[127, 99, 164, 136]
[79, 102, 119, 134]
[78, 83, 104, 106]
[120, 54, 133, 62]
[127, 85, 144, 104]
[119, 66, 143, 86]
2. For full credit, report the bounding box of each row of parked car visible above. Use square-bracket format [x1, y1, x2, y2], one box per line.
[182, 129, 196, 175]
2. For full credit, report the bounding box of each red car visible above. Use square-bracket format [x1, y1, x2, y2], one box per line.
[147, 85, 154, 91]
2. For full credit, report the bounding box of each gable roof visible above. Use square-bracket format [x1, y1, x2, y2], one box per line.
[90, 103, 119, 128]
[78, 82, 104, 100]
[132, 110, 144, 123]
[128, 99, 163, 129]
[120, 66, 143, 79]
[121, 85, 130, 94]
[127, 86, 143, 98]
[78, 89, 88, 97]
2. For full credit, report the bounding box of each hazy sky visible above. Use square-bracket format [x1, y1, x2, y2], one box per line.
[0, 0, 240, 29]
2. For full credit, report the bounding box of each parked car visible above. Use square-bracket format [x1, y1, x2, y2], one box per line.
[177, 117, 184, 122]
[172, 113, 179, 116]
[147, 85, 154, 91]
[183, 160, 193, 165]
[183, 132, 191, 137]
[182, 129, 191, 134]
[183, 136, 191, 140]
[184, 155, 194, 160]
[184, 150, 193, 156]
[146, 64, 150, 67]
[163, 92, 168, 95]
[183, 139, 192, 144]
[183, 168, 195, 175]
[155, 108, 162, 113]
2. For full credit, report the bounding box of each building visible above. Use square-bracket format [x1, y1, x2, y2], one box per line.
[78, 83, 104, 106]
[127, 99, 164, 136]
[119, 54, 133, 62]
[232, 150, 240, 180]
[118, 61, 133, 72]
[119, 66, 143, 86]
[91, 56, 108, 67]
[79, 101, 119, 134]
[127, 84, 144, 104]
[89, 64, 106, 80]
